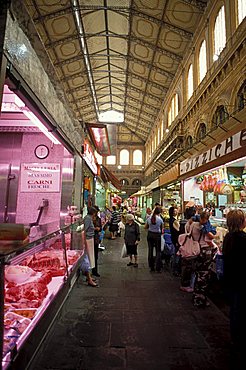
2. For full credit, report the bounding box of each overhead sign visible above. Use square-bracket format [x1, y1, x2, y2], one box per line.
[87, 123, 111, 156]
[180, 129, 246, 176]
[83, 141, 98, 175]
[21, 163, 60, 192]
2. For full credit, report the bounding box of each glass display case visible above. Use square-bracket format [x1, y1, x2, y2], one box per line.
[0, 222, 84, 370]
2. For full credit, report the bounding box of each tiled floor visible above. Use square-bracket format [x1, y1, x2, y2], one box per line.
[29, 228, 240, 370]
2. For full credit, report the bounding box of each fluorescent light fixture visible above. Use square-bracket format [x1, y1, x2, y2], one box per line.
[22, 109, 61, 145]
[99, 110, 124, 123]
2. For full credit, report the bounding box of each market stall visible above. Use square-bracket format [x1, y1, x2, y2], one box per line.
[180, 129, 246, 219]
[0, 222, 84, 370]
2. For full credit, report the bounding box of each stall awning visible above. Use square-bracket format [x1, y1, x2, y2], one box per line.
[130, 187, 147, 197]
[100, 165, 121, 190]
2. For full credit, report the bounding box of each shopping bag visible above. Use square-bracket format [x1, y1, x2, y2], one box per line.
[118, 221, 125, 230]
[164, 242, 175, 256]
[215, 252, 224, 280]
[80, 254, 91, 272]
[161, 235, 165, 252]
[121, 243, 128, 258]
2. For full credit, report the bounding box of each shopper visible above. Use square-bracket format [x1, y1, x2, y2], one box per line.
[179, 206, 197, 293]
[83, 206, 98, 287]
[169, 206, 181, 276]
[193, 211, 217, 247]
[192, 211, 218, 307]
[92, 205, 102, 277]
[145, 206, 164, 272]
[124, 214, 140, 267]
[222, 209, 246, 354]
[237, 190, 246, 203]
[145, 207, 152, 220]
[109, 206, 120, 239]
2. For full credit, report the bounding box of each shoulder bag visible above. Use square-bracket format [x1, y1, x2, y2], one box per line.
[178, 223, 200, 258]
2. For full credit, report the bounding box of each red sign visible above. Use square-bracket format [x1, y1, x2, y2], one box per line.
[86, 123, 111, 156]
[82, 141, 98, 175]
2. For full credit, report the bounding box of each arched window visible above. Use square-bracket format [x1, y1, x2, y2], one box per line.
[197, 123, 207, 140]
[213, 6, 226, 61]
[186, 135, 193, 149]
[236, 80, 246, 111]
[187, 64, 193, 100]
[106, 155, 116, 165]
[133, 149, 143, 165]
[119, 149, 129, 165]
[120, 179, 129, 186]
[238, 0, 246, 25]
[132, 179, 142, 186]
[198, 40, 207, 83]
[168, 93, 179, 126]
[212, 106, 228, 128]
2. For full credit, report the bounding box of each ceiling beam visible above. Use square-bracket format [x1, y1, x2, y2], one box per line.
[46, 32, 182, 62]
[33, 5, 130, 23]
[181, 0, 207, 11]
[122, 125, 145, 143]
[127, 96, 159, 113]
[131, 8, 193, 39]
[126, 112, 152, 126]
[126, 119, 151, 132]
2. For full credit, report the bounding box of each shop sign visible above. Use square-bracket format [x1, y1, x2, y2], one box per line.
[21, 163, 60, 192]
[145, 179, 159, 193]
[83, 142, 98, 175]
[180, 129, 246, 176]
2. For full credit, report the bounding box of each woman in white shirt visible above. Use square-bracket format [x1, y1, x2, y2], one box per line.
[145, 207, 164, 272]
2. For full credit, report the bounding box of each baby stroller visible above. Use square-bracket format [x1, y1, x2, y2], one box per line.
[162, 230, 175, 267]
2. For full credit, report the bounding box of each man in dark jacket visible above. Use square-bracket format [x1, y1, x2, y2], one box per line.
[124, 214, 140, 267]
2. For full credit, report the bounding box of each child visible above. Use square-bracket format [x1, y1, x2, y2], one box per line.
[193, 211, 217, 247]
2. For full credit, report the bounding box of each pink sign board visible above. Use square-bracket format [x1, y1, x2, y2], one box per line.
[20, 163, 61, 192]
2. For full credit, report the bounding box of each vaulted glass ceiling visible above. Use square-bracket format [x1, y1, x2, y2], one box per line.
[24, 0, 208, 145]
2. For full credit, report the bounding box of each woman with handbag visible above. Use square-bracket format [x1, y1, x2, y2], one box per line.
[145, 206, 164, 272]
[124, 214, 140, 267]
[178, 206, 198, 293]
[83, 207, 98, 287]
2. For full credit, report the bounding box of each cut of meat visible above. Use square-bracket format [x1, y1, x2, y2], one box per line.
[5, 282, 48, 307]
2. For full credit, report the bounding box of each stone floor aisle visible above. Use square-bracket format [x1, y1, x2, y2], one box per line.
[29, 228, 235, 370]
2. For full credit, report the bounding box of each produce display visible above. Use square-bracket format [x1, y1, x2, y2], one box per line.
[2, 237, 83, 363]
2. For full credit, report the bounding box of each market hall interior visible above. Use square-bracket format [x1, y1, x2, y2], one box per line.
[28, 232, 235, 370]
[0, 1, 246, 370]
